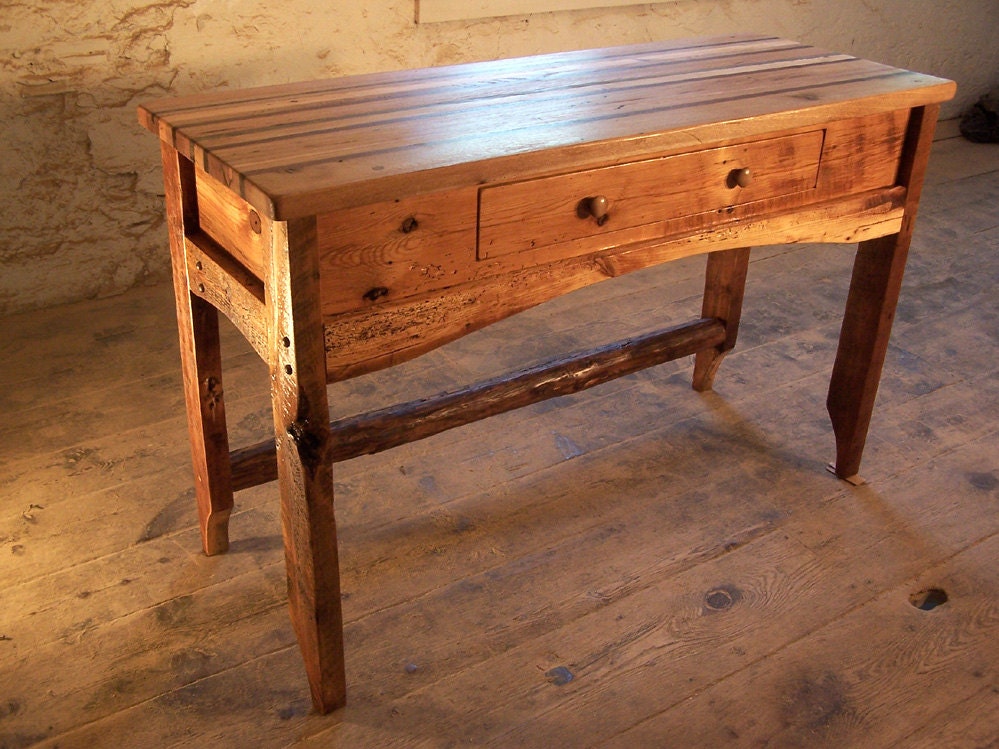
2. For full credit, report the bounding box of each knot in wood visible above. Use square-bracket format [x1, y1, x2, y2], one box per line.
[288, 418, 328, 471]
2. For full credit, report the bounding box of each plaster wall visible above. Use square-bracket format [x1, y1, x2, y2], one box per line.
[1, 0, 996, 314]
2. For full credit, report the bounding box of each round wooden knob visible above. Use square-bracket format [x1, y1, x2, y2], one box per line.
[732, 167, 752, 188]
[588, 195, 610, 223]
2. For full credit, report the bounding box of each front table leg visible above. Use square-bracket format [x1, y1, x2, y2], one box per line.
[827, 103, 941, 481]
[266, 216, 347, 713]
[827, 233, 912, 481]
[693, 247, 752, 391]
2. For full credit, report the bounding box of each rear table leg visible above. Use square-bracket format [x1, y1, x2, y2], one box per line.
[160, 143, 233, 556]
[692, 247, 751, 392]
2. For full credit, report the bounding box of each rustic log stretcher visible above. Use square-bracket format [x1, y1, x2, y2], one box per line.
[138, 34, 954, 712]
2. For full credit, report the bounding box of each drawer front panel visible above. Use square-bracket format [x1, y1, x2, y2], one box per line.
[478, 130, 824, 261]
[316, 187, 478, 317]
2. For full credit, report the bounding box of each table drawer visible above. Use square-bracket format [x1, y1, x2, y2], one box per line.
[478, 130, 824, 261]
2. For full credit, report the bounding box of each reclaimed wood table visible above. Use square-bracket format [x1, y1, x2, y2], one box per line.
[138, 34, 954, 712]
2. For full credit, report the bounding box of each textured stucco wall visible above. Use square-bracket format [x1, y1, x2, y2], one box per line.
[2, 0, 996, 315]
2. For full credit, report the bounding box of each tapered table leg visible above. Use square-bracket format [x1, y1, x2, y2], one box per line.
[266, 216, 347, 713]
[161, 143, 233, 556]
[827, 104, 941, 481]
[693, 247, 752, 392]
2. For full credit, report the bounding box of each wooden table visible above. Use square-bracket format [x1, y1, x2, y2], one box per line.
[138, 34, 954, 713]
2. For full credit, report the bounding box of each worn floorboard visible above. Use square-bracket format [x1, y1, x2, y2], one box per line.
[1, 132, 996, 748]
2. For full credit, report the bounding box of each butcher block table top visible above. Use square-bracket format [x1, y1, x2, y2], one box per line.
[139, 34, 954, 713]
[139, 34, 954, 220]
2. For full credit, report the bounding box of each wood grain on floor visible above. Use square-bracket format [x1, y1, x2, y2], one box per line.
[0, 131, 996, 749]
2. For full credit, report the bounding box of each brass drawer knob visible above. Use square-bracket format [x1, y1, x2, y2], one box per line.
[728, 167, 753, 188]
[578, 195, 610, 225]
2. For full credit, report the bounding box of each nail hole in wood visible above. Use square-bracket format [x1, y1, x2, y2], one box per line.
[282, 336, 291, 348]
[545, 666, 574, 686]
[195, 261, 203, 270]
[909, 588, 948, 611]
[285, 364, 293, 375]
[197, 283, 205, 293]
[363, 286, 389, 302]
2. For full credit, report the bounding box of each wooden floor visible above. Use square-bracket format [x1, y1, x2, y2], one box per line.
[1, 129, 997, 749]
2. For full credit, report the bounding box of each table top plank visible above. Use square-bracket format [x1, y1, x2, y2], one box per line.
[139, 34, 955, 220]
[211, 58, 895, 174]
[180, 46, 839, 152]
[156, 39, 820, 136]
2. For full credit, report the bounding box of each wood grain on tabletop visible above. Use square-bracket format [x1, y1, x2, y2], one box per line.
[137, 34, 955, 219]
